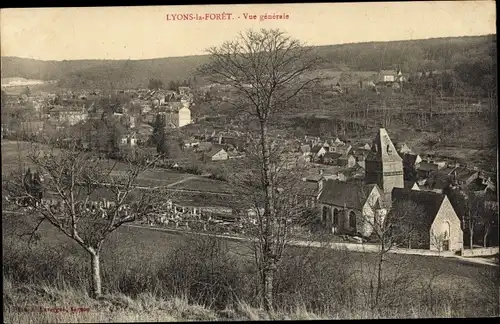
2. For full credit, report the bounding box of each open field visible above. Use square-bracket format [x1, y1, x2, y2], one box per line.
[1, 140, 236, 193]
[169, 177, 234, 193]
[1, 140, 57, 175]
[3, 211, 498, 319]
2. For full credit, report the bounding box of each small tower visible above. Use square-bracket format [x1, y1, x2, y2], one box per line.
[364, 128, 404, 195]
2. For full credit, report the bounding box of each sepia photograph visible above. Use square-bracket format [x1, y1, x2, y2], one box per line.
[1, 1, 498, 321]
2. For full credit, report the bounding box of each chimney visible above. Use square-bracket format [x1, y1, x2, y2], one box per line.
[218, 133, 222, 145]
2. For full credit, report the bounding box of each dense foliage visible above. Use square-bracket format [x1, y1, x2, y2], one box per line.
[1, 35, 495, 91]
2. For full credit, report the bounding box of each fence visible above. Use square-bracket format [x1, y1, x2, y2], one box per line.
[460, 247, 499, 257]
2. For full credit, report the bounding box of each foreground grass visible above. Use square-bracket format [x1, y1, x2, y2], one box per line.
[4, 278, 471, 322]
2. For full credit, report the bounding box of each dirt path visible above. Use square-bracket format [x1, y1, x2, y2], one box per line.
[126, 224, 498, 267]
[166, 175, 202, 188]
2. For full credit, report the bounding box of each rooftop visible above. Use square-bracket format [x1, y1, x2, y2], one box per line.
[318, 180, 378, 210]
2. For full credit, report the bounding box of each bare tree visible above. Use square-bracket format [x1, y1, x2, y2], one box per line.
[429, 230, 447, 254]
[3, 140, 167, 299]
[199, 29, 320, 311]
[480, 202, 498, 248]
[360, 198, 425, 312]
[463, 190, 487, 249]
[228, 134, 312, 311]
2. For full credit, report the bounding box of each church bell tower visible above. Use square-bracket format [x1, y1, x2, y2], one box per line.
[364, 128, 404, 195]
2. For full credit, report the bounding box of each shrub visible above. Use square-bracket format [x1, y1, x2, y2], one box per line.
[157, 235, 245, 310]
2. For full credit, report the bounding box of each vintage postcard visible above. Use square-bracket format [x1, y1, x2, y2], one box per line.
[1, 2, 498, 322]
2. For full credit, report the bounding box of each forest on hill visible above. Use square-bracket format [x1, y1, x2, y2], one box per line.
[0, 34, 496, 90]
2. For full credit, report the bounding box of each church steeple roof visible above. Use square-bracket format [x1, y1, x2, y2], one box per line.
[366, 128, 402, 163]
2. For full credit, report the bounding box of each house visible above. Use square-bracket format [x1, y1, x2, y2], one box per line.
[156, 102, 191, 129]
[20, 120, 45, 135]
[395, 142, 412, 155]
[401, 153, 422, 168]
[178, 86, 191, 95]
[422, 172, 452, 193]
[450, 167, 480, 188]
[119, 133, 137, 147]
[404, 181, 420, 191]
[352, 149, 370, 162]
[375, 69, 406, 86]
[205, 146, 228, 161]
[311, 145, 327, 158]
[349, 163, 366, 180]
[328, 143, 352, 155]
[416, 162, 440, 179]
[304, 135, 321, 147]
[322, 152, 342, 165]
[332, 81, 343, 94]
[50, 106, 88, 126]
[196, 141, 213, 152]
[359, 80, 377, 90]
[376, 70, 398, 84]
[299, 144, 311, 155]
[337, 154, 356, 168]
[359, 143, 371, 151]
[318, 180, 383, 236]
[183, 138, 200, 149]
[392, 188, 463, 252]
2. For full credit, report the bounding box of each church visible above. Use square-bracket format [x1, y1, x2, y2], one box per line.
[316, 128, 463, 252]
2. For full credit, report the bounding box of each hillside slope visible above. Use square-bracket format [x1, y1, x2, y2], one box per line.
[1, 35, 495, 89]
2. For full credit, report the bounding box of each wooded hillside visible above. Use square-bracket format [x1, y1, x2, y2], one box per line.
[1, 35, 496, 89]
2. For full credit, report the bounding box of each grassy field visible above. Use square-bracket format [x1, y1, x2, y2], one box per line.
[0, 140, 201, 188]
[1, 140, 57, 175]
[169, 177, 234, 193]
[3, 212, 498, 319]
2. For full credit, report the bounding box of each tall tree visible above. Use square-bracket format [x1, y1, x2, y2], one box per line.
[4, 140, 165, 298]
[200, 29, 320, 311]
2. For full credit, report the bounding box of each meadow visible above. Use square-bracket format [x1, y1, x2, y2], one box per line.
[3, 212, 499, 321]
[1, 140, 236, 194]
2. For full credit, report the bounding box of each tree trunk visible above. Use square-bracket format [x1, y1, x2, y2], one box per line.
[260, 120, 276, 312]
[469, 223, 474, 250]
[90, 250, 102, 299]
[483, 226, 489, 248]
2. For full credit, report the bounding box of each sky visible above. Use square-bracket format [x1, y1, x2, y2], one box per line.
[0, 1, 496, 61]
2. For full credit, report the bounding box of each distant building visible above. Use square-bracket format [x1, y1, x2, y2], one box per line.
[395, 142, 412, 154]
[322, 152, 342, 165]
[20, 120, 45, 135]
[119, 133, 137, 147]
[50, 106, 88, 126]
[299, 144, 311, 155]
[156, 101, 192, 129]
[337, 155, 356, 168]
[205, 146, 228, 161]
[311, 145, 327, 158]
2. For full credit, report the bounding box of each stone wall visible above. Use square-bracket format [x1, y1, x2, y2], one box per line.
[460, 247, 499, 257]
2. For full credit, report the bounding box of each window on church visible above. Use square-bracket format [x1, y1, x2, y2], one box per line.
[333, 209, 340, 226]
[349, 211, 356, 229]
[387, 144, 392, 155]
[322, 206, 328, 221]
